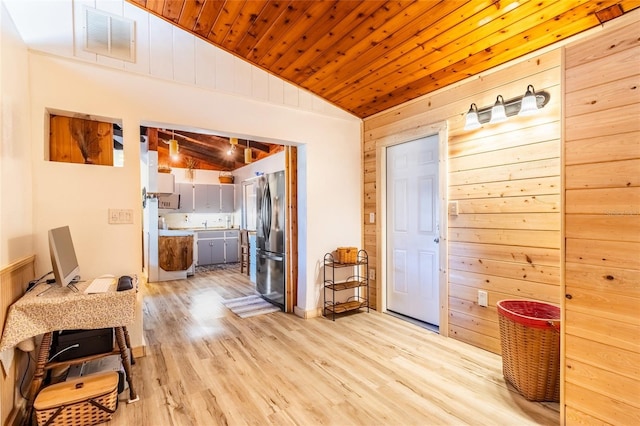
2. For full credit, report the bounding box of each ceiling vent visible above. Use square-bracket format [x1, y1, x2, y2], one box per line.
[84, 8, 135, 62]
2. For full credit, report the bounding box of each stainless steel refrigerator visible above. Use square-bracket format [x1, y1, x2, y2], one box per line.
[256, 171, 285, 310]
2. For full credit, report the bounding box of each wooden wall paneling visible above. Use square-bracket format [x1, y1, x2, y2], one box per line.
[449, 122, 562, 157]
[364, 50, 561, 134]
[563, 14, 640, 423]
[448, 242, 560, 266]
[565, 358, 640, 410]
[1, 256, 35, 426]
[565, 187, 640, 214]
[363, 45, 561, 360]
[449, 212, 560, 231]
[565, 104, 640, 140]
[565, 47, 640, 94]
[565, 132, 640, 165]
[449, 140, 560, 173]
[565, 214, 640, 242]
[449, 176, 560, 200]
[565, 239, 640, 269]
[449, 255, 560, 285]
[449, 272, 560, 304]
[449, 229, 560, 249]
[565, 74, 640, 116]
[565, 335, 640, 387]
[451, 195, 560, 214]
[448, 324, 501, 354]
[565, 158, 640, 189]
[450, 158, 560, 187]
[565, 310, 640, 354]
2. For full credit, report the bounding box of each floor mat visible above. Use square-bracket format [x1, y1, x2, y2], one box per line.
[222, 295, 281, 318]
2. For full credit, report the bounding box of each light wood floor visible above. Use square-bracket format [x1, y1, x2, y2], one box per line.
[108, 266, 559, 425]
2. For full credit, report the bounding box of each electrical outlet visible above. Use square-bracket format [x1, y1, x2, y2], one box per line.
[369, 268, 376, 280]
[478, 290, 488, 307]
[369, 212, 375, 223]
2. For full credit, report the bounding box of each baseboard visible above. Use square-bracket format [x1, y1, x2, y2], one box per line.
[8, 399, 25, 426]
[294, 306, 322, 319]
[132, 345, 146, 358]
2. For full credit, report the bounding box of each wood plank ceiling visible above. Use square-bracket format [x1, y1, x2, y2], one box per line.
[130, 1, 637, 171]
[128, 0, 637, 119]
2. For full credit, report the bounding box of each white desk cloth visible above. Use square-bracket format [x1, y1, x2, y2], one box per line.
[0, 282, 136, 352]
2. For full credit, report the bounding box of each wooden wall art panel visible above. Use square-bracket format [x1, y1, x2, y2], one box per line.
[49, 115, 113, 166]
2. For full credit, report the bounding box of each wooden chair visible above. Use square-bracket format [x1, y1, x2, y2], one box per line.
[240, 229, 249, 275]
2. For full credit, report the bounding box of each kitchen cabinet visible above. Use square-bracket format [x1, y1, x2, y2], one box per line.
[220, 185, 235, 213]
[194, 184, 221, 212]
[225, 230, 239, 263]
[197, 239, 225, 265]
[193, 184, 235, 213]
[323, 250, 369, 321]
[196, 230, 239, 265]
[177, 183, 194, 212]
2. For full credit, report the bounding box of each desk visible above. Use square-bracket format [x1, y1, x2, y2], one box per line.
[0, 281, 138, 424]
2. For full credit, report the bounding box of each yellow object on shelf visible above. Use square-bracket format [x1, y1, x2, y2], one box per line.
[336, 247, 358, 264]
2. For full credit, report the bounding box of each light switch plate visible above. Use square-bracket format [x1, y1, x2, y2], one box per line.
[109, 208, 133, 224]
[369, 212, 375, 223]
[448, 201, 459, 216]
[478, 290, 488, 307]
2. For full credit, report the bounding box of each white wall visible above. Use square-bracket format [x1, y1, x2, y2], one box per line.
[27, 53, 361, 315]
[0, 2, 33, 266]
[4, 0, 362, 320]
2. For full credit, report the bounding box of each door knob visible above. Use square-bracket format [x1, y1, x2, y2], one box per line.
[434, 237, 440, 243]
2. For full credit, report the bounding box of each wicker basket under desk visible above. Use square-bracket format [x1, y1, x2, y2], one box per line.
[34, 372, 119, 426]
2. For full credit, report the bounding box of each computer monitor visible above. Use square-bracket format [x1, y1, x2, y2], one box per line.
[48, 226, 80, 288]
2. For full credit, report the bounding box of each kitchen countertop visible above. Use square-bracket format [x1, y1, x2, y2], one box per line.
[159, 229, 195, 236]
[165, 227, 240, 232]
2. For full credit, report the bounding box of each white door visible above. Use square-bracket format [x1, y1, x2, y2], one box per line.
[386, 135, 440, 325]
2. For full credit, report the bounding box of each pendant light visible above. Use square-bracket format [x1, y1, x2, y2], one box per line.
[227, 137, 237, 156]
[244, 139, 252, 164]
[518, 84, 539, 116]
[169, 130, 179, 160]
[464, 103, 481, 130]
[489, 95, 507, 123]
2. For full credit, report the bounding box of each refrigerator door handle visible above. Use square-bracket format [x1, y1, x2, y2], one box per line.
[262, 183, 272, 241]
[258, 251, 283, 262]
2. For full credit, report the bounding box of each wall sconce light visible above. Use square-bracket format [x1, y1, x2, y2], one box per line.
[244, 140, 252, 164]
[518, 84, 539, 116]
[464, 103, 481, 130]
[464, 85, 550, 130]
[489, 95, 507, 124]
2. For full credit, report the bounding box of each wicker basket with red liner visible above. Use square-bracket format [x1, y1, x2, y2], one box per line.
[497, 299, 560, 402]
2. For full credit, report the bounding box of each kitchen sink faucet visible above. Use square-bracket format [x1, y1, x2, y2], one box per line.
[202, 220, 208, 229]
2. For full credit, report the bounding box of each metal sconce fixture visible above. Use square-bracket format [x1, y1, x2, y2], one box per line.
[464, 85, 550, 130]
